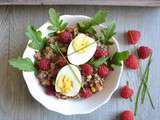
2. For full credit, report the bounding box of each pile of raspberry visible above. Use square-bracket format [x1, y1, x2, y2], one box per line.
[79, 48, 109, 98]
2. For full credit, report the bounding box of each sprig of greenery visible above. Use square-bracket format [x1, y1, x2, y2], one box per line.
[134, 54, 155, 116]
[108, 51, 129, 70]
[25, 25, 47, 50]
[9, 57, 36, 72]
[141, 55, 152, 103]
[48, 8, 68, 34]
[99, 21, 116, 45]
[50, 43, 83, 88]
[90, 57, 108, 68]
[77, 10, 108, 33]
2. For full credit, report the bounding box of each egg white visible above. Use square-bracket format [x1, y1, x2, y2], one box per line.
[55, 64, 82, 97]
[67, 33, 97, 65]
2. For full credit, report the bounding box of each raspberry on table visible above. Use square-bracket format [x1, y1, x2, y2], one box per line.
[120, 85, 134, 99]
[127, 30, 141, 45]
[80, 64, 93, 76]
[38, 58, 50, 71]
[124, 54, 139, 70]
[137, 46, 152, 59]
[98, 64, 109, 78]
[58, 31, 72, 44]
[95, 48, 108, 59]
[120, 110, 134, 120]
[80, 88, 92, 98]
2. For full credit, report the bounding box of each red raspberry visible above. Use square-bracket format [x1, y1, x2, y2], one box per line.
[95, 48, 108, 59]
[120, 85, 134, 99]
[124, 54, 139, 69]
[137, 46, 152, 59]
[98, 64, 109, 78]
[80, 64, 93, 76]
[127, 30, 141, 45]
[120, 110, 134, 120]
[58, 31, 72, 44]
[38, 58, 50, 70]
[57, 57, 67, 67]
[80, 88, 92, 98]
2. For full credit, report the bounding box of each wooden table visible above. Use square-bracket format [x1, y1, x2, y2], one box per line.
[0, 6, 160, 120]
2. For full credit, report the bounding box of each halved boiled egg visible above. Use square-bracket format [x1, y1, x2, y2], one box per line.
[67, 33, 97, 65]
[55, 64, 82, 96]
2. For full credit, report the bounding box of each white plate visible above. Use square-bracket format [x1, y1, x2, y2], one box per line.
[22, 15, 123, 115]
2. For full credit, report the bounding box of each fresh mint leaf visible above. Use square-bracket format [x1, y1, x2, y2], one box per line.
[25, 25, 46, 50]
[99, 21, 116, 45]
[91, 10, 108, 26]
[111, 50, 129, 66]
[108, 51, 129, 70]
[77, 21, 92, 33]
[77, 10, 108, 33]
[9, 57, 36, 71]
[90, 57, 108, 68]
[48, 8, 68, 34]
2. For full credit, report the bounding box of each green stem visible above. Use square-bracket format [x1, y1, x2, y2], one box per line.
[134, 55, 151, 116]
[146, 84, 155, 109]
[141, 67, 149, 104]
[56, 45, 83, 88]
[134, 78, 143, 116]
[141, 55, 152, 104]
[68, 40, 99, 56]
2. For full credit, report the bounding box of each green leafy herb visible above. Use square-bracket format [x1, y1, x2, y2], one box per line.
[107, 51, 129, 70]
[134, 54, 155, 116]
[48, 8, 68, 34]
[141, 55, 152, 103]
[9, 57, 36, 72]
[77, 10, 108, 33]
[99, 21, 116, 45]
[90, 57, 108, 68]
[25, 25, 47, 50]
[111, 50, 129, 66]
[91, 10, 108, 26]
[50, 44, 59, 53]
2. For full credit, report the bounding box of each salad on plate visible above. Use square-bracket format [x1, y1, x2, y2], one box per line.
[9, 8, 128, 100]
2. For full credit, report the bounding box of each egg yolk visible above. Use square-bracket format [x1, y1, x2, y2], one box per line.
[57, 75, 73, 93]
[72, 35, 91, 53]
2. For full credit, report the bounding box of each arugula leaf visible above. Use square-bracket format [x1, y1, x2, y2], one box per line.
[99, 21, 116, 45]
[108, 51, 129, 70]
[77, 10, 108, 33]
[90, 57, 108, 68]
[9, 57, 36, 71]
[25, 25, 46, 50]
[48, 8, 68, 34]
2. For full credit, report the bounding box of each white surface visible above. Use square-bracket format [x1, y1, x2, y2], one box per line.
[22, 15, 122, 115]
